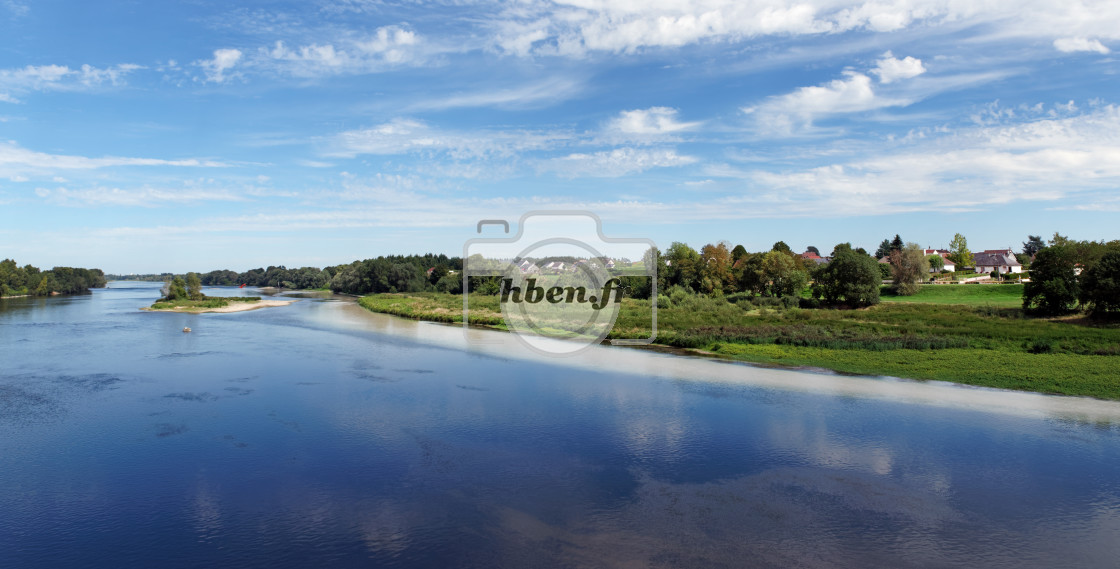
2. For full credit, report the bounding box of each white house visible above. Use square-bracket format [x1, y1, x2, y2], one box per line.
[517, 260, 540, 274]
[973, 249, 1022, 274]
[923, 249, 955, 272]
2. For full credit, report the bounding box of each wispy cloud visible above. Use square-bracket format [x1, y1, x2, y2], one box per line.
[326, 118, 570, 159]
[541, 147, 697, 178]
[0, 141, 228, 179]
[0, 63, 143, 102]
[405, 76, 585, 111]
[34, 185, 249, 207]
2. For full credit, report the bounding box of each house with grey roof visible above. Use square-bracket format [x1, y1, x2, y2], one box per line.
[973, 249, 1022, 274]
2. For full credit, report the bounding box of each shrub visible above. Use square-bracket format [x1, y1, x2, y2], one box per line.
[1028, 340, 1054, 354]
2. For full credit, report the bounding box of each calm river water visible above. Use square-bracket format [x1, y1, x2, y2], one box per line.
[2, 282, 1119, 568]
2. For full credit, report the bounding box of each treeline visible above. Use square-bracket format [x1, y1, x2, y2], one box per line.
[0, 259, 107, 297]
[643, 240, 881, 307]
[191, 254, 463, 295]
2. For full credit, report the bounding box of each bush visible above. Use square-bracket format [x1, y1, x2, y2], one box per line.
[1028, 340, 1054, 354]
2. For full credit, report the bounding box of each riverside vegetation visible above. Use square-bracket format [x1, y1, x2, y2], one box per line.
[358, 286, 1120, 400]
[0, 259, 106, 297]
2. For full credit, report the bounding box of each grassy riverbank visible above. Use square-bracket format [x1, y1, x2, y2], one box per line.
[359, 290, 1120, 399]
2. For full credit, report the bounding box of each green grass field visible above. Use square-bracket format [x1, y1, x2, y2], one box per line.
[358, 291, 1120, 399]
[879, 283, 1024, 306]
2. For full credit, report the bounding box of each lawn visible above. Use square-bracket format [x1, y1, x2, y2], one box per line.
[879, 283, 1024, 306]
[358, 291, 1120, 399]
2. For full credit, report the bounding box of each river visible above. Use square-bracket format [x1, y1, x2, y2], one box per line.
[2, 282, 1119, 568]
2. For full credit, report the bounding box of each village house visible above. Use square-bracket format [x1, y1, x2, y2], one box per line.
[800, 251, 830, 265]
[922, 249, 956, 272]
[973, 249, 1022, 274]
[517, 260, 540, 274]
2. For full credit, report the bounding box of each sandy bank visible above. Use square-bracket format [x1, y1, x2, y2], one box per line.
[144, 299, 297, 313]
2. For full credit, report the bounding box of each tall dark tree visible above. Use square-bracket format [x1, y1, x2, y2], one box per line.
[874, 239, 892, 259]
[806, 246, 820, 256]
[890, 234, 904, 252]
[1023, 246, 1079, 315]
[1022, 235, 1045, 260]
[1080, 251, 1120, 317]
[771, 241, 792, 254]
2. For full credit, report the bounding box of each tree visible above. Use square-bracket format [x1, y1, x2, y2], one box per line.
[1023, 246, 1079, 315]
[700, 242, 734, 294]
[927, 254, 945, 272]
[1049, 232, 1072, 247]
[771, 241, 791, 254]
[874, 239, 892, 259]
[1080, 251, 1120, 317]
[186, 272, 204, 300]
[162, 277, 188, 301]
[890, 234, 903, 253]
[811, 244, 880, 307]
[760, 250, 807, 297]
[737, 253, 764, 296]
[948, 233, 974, 269]
[1022, 235, 1045, 260]
[806, 246, 820, 256]
[731, 244, 748, 263]
[428, 265, 449, 285]
[664, 242, 701, 292]
[889, 243, 930, 296]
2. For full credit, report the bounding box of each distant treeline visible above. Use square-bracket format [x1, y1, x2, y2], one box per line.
[1, 259, 107, 297]
[114, 254, 464, 296]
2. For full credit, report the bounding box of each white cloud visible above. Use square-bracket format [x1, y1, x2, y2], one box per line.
[196, 48, 243, 83]
[485, 1, 1120, 57]
[1053, 37, 1110, 54]
[749, 72, 911, 133]
[542, 147, 697, 177]
[721, 104, 1120, 216]
[602, 107, 701, 144]
[262, 25, 426, 77]
[870, 51, 925, 84]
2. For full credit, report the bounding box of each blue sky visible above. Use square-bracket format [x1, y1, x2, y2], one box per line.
[1, 0, 1118, 273]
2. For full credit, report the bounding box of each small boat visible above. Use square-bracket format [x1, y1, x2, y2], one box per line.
[182, 327, 192, 333]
